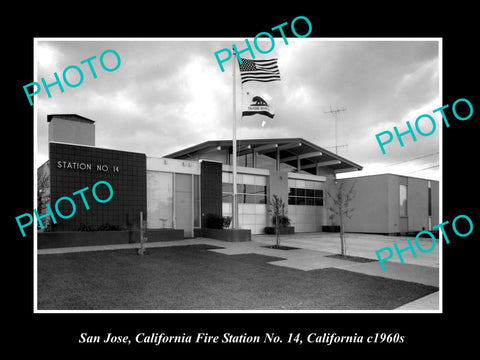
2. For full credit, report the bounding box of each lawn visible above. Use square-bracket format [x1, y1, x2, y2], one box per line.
[37, 244, 437, 310]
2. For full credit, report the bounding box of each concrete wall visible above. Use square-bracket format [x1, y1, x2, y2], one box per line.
[340, 174, 439, 234]
[340, 175, 390, 233]
[147, 157, 199, 174]
[49, 117, 95, 146]
[431, 180, 440, 226]
[268, 170, 289, 204]
[387, 174, 402, 234]
[407, 177, 429, 232]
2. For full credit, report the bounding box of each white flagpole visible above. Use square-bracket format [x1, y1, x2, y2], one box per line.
[232, 49, 238, 229]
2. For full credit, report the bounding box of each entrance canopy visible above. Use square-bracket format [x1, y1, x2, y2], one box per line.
[165, 138, 362, 175]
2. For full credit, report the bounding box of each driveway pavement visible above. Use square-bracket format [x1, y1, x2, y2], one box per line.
[253, 232, 440, 268]
[252, 232, 440, 311]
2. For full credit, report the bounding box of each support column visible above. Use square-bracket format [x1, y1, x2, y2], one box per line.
[275, 148, 280, 171]
[226, 149, 230, 165]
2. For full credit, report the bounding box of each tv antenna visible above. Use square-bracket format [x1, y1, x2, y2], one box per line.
[324, 106, 348, 154]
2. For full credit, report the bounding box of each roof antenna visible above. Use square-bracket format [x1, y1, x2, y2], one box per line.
[324, 106, 348, 154]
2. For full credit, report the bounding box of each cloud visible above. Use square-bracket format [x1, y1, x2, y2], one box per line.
[35, 38, 440, 180]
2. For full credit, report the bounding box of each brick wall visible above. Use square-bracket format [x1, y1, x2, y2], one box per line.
[200, 161, 222, 225]
[48, 142, 146, 231]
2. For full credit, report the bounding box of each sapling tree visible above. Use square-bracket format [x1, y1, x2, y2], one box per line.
[325, 180, 356, 257]
[138, 212, 148, 256]
[37, 166, 51, 230]
[268, 195, 291, 247]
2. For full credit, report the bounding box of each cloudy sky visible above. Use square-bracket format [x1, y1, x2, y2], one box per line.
[35, 38, 441, 180]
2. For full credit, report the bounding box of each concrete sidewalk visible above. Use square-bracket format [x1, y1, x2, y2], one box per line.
[37, 233, 440, 311]
[253, 232, 440, 268]
[252, 233, 440, 311]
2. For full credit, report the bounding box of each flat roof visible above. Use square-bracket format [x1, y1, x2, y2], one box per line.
[164, 138, 363, 175]
[47, 114, 95, 124]
[337, 172, 439, 183]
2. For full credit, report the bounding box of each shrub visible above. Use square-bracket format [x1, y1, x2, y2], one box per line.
[96, 223, 120, 231]
[271, 214, 291, 227]
[222, 216, 232, 229]
[78, 223, 120, 232]
[77, 223, 93, 232]
[205, 213, 224, 229]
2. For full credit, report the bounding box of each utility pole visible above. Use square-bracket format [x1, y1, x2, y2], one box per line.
[232, 48, 238, 229]
[324, 106, 347, 154]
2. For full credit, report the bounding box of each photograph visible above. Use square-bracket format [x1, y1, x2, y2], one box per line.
[33, 38, 441, 311]
[7, 7, 478, 356]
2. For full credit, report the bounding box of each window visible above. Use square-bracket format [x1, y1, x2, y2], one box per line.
[222, 183, 233, 193]
[288, 187, 323, 206]
[399, 184, 407, 217]
[222, 193, 233, 203]
[222, 175, 267, 205]
[236, 185, 267, 204]
[147, 172, 173, 228]
[428, 187, 432, 217]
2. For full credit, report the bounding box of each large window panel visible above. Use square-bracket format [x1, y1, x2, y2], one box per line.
[147, 172, 173, 228]
[428, 187, 432, 217]
[222, 183, 233, 193]
[399, 184, 408, 217]
[256, 185, 267, 195]
[288, 183, 324, 207]
[176, 173, 192, 192]
[222, 172, 232, 183]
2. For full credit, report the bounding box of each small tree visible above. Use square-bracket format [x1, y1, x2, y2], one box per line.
[268, 195, 291, 247]
[138, 212, 148, 256]
[325, 180, 356, 257]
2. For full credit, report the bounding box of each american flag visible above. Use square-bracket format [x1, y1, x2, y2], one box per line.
[238, 58, 281, 84]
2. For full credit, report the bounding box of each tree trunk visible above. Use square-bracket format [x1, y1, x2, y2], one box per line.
[275, 216, 280, 247]
[138, 212, 147, 255]
[339, 203, 345, 257]
[275, 216, 280, 246]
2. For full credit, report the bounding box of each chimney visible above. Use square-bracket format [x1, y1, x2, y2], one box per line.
[47, 114, 95, 146]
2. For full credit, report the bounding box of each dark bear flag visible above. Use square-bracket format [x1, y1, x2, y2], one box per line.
[242, 94, 274, 118]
